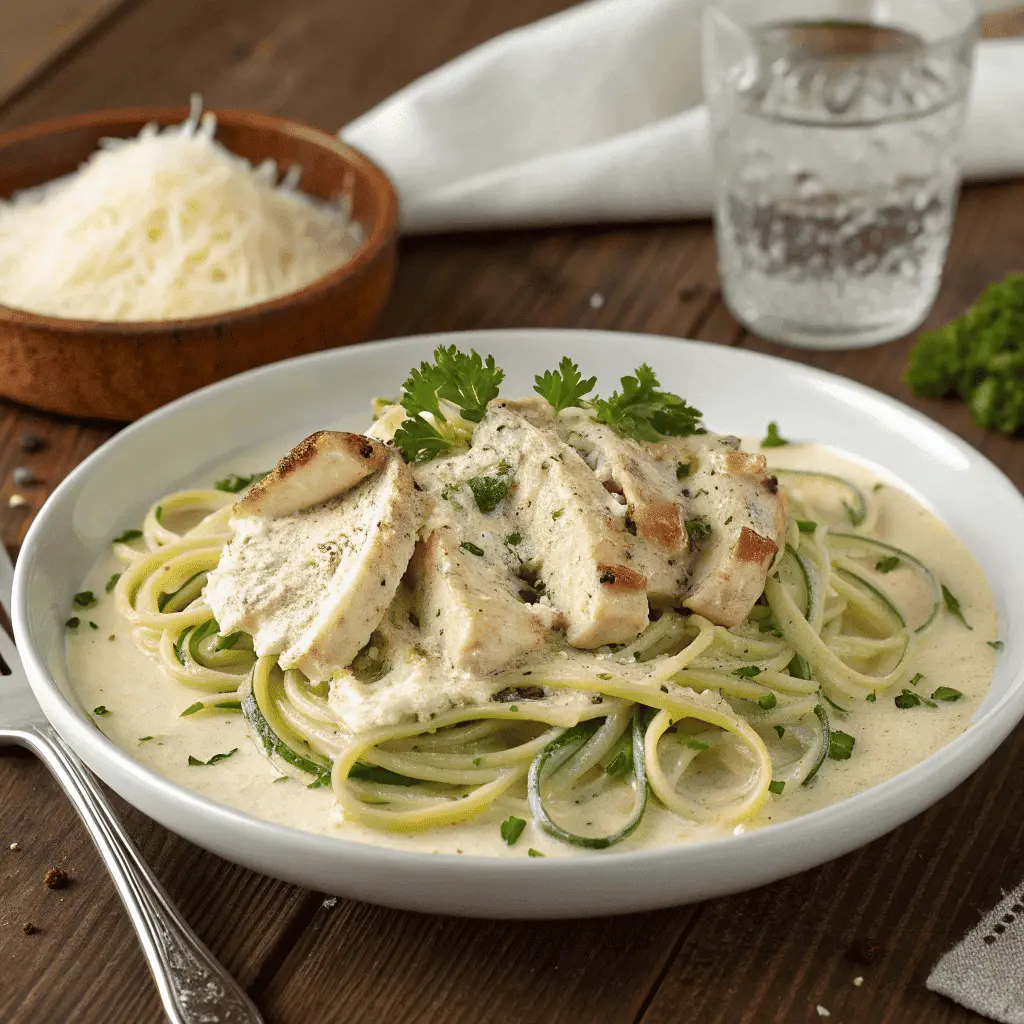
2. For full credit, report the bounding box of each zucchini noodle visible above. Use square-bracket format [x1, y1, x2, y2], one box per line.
[112, 466, 944, 850]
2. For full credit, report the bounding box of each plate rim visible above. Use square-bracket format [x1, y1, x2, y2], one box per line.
[12, 328, 1024, 901]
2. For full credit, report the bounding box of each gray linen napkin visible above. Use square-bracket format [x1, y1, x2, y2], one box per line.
[928, 882, 1024, 1023]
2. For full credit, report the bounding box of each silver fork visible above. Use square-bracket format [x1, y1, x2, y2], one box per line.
[0, 542, 263, 1024]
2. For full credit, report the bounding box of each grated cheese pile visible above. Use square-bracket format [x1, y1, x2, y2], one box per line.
[0, 99, 363, 321]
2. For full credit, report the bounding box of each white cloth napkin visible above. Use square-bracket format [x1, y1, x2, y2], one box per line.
[341, 0, 1024, 234]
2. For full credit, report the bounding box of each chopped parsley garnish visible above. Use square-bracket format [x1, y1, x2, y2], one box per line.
[112, 528, 143, 544]
[533, 356, 596, 413]
[393, 346, 504, 462]
[527, 848, 544, 858]
[768, 780, 786, 795]
[551, 508, 565, 520]
[180, 702, 205, 717]
[942, 585, 972, 629]
[988, 640, 1004, 651]
[500, 815, 527, 846]
[459, 541, 485, 557]
[215, 471, 268, 493]
[154, 505, 164, 524]
[93, 705, 111, 716]
[676, 462, 692, 480]
[787, 653, 812, 680]
[467, 474, 511, 513]
[72, 591, 96, 608]
[680, 736, 710, 751]
[685, 517, 713, 542]
[761, 422, 789, 448]
[828, 731, 855, 760]
[605, 733, 634, 779]
[905, 274, 1024, 434]
[774, 726, 785, 738]
[188, 748, 239, 767]
[65, 617, 80, 629]
[105, 573, 121, 593]
[875, 556, 900, 573]
[908, 672, 924, 687]
[138, 736, 153, 742]
[895, 689, 936, 709]
[931, 686, 963, 702]
[796, 520, 817, 533]
[757, 693, 778, 710]
[592, 364, 704, 442]
[505, 532, 522, 546]
[866, 692, 877, 703]
[88, 621, 98, 630]
[733, 665, 761, 678]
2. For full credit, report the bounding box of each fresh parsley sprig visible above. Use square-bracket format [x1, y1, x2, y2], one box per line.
[592, 364, 704, 442]
[533, 357, 597, 413]
[393, 346, 504, 463]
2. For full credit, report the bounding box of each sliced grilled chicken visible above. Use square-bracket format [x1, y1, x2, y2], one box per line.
[555, 412, 690, 602]
[474, 400, 649, 648]
[647, 434, 786, 627]
[410, 528, 555, 676]
[236, 430, 388, 519]
[206, 447, 421, 681]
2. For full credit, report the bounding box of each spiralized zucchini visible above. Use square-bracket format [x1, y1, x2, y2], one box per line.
[113, 468, 939, 849]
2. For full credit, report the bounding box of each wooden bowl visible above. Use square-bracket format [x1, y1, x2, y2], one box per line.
[0, 106, 399, 421]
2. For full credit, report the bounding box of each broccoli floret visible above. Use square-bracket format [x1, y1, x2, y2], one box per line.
[906, 274, 1024, 434]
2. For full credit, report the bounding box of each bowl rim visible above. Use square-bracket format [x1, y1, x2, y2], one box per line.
[0, 104, 399, 335]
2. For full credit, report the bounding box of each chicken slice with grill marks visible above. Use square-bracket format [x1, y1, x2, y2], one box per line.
[205, 435, 421, 682]
[554, 411, 691, 603]
[646, 433, 786, 628]
[472, 399, 649, 648]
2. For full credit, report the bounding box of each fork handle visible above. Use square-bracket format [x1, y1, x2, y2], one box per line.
[24, 725, 264, 1024]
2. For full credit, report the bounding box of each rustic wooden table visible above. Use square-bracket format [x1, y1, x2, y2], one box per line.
[2, 3, 1023, 1022]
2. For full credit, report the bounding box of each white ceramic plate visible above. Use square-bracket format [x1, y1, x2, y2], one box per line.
[13, 329, 1024, 919]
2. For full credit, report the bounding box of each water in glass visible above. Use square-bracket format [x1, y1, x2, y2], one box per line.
[707, 16, 977, 348]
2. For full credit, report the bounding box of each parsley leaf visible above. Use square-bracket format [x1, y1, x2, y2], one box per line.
[761, 422, 789, 448]
[593, 364, 703, 442]
[72, 591, 96, 608]
[65, 616, 80, 629]
[459, 541, 484, 557]
[931, 686, 963, 702]
[733, 666, 762, 678]
[188, 748, 238, 767]
[988, 640, 1004, 651]
[180, 702, 205, 717]
[942, 585, 972, 629]
[393, 346, 504, 462]
[604, 733, 634, 779]
[105, 573, 121, 593]
[215, 471, 267, 493]
[895, 689, 923, 709]
[828, 730, 856, 760]
[112, 528, 142, 544]
[467, 474, 511, 513]
[93, 705, 111, 716]
[500, 815, 527, 846]
[527, 848, 544, 858]
[906, 274, 1024, 434]
[505, 532, 522, 546]
[685, 517, 713, 542]
[875, 556, 901, 573]
[768, 780, 786, 795]
[796, 520, 818, 533]
[533, 356, 597, 413]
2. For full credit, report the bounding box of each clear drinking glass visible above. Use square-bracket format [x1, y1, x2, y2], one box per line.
[704, 1, 978, 349]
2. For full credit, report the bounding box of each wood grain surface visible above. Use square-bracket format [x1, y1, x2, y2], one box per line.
[1, 3, 1023, 1023]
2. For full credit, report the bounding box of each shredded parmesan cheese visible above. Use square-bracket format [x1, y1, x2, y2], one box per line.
[0, 97, 363, 321]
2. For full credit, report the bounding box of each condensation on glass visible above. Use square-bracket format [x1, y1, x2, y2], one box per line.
[704, 0, 978, 349]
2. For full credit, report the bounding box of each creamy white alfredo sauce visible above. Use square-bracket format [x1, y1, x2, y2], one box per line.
[65, 443, 998, 857]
